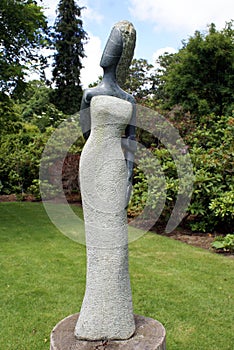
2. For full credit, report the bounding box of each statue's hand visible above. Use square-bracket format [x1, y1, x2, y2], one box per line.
[124, 159, 134, 208]
[125, 180, 132, 209]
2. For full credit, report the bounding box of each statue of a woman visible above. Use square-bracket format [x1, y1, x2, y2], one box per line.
[80, 20, 136, 206]
[75, 21, 136, 341]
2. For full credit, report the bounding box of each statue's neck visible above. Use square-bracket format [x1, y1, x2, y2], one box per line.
[101, 66, 117, 84]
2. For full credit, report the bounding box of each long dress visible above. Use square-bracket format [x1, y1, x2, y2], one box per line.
[75, 95, 135, 340]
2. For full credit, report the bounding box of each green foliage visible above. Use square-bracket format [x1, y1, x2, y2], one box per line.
[51, 0, 88, 114]
[157, 22, 234, 119]
[212, 234, 234, 253]
[164, 105, 196, 138]
[124, 58, 154, 98]
[0, 127, 51, 195]
[19, 80, 68, 131]
[129, 145, 191, 225]
[0, 93, 22, 135]
[27, 179, 42, 200]
[153, 52, 176, 101]
[128, 165, 149, 217]
[187, 115, 234, 232]
[209, 191, 234, 220]
[0, 0, 48, 94]
[129, 114, 234, 233]
[27, 179, 60, 201]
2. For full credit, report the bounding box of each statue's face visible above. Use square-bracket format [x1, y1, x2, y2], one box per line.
[100, 27, 123, 68]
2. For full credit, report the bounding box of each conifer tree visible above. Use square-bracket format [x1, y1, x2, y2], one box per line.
[51, 0, 88, 114]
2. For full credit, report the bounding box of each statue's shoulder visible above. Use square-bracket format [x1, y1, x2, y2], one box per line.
[83, 88, 95, 104]
[84, 86, 108, 104]
[123, 91, 136, 105]
[116, 86, 135, 105]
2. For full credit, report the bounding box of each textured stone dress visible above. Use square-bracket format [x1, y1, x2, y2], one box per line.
[75, 95, 135, 340]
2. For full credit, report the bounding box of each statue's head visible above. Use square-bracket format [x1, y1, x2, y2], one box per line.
[100, 21, 136, 88]
[100, 26, 123, 69]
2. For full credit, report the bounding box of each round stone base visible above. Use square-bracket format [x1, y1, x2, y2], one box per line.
[50, 313, 166, 350]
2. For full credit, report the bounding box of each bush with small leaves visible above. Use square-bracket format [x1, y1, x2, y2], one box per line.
[212, 234, 234, 253]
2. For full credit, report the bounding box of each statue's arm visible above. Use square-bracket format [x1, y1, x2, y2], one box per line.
[122, 103, 137, 206]
[80, 91, 92, 140]
[122, 102, 136, 154]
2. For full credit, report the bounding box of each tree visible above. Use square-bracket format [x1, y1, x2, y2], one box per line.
[0, 93, 22, 136]
[124, 58, 154, 99]
[19, 80, 67, 132]
[153, 52, 177, 101]
[159, 22, 234, 119]
[0, 0, 48, 94]
[51, 0, 88, 114]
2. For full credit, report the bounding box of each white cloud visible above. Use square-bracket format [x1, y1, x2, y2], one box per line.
[151, 47, 177, 71]
[129, 0, 234, 33]
[81, 1, 104, 24]
[40, 0, 58, 24]
[152, 47, 177, 63]
[41, 0, 104, 25]
[81, 34, 103, 88]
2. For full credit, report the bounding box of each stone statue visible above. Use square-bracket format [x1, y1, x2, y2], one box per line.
[74, 21, 137, 340]
[50, 20, 166, 350]
[79, 20, 136, 207]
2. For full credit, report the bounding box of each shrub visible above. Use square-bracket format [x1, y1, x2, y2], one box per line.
[129, 114, 234, 233]
[212, 234, 234, 253]
[187, 115, 234, 232]
[0, 127, 50, 195]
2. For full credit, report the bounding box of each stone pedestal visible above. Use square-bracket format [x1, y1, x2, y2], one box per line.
[50, 313, 166, 350]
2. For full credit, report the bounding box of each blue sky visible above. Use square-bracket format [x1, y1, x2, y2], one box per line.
[40, 0, 234, 87]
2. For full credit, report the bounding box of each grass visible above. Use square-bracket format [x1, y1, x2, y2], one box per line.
[0, 202, 233, 350]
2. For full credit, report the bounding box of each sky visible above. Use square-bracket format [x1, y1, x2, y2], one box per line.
[40, 0, 234, 88]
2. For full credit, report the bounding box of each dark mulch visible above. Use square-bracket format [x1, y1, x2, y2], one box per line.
[0, 194, 18, 202]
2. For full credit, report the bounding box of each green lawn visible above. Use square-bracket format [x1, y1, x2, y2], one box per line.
[0, 202, 233, 349]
